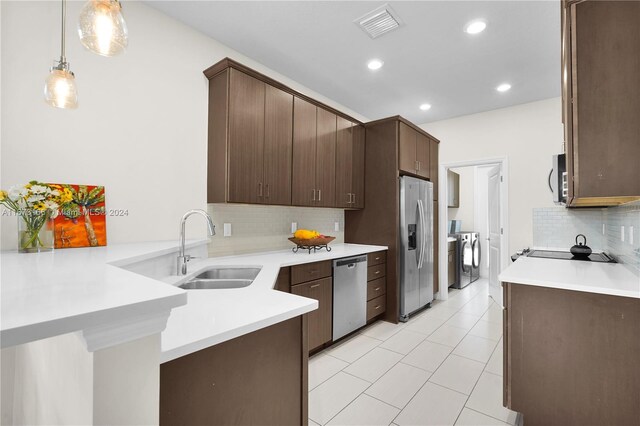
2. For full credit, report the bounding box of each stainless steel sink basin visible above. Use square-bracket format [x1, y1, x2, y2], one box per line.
[179, 267, 261, 290]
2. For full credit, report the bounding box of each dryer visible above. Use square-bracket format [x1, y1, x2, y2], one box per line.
[451, 232, 480, 289]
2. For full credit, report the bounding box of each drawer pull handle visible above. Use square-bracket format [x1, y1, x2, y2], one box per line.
[374, 287, 381, 291]
[375, 305, 381, 310]
[375, 257, 380, 260]
[309, 270, 317, 274]
[375, 270, 380, 274]
[310, 284, 320, 289]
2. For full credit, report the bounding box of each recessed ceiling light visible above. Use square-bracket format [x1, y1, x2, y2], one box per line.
[465, 20, 487, 35]
[496, 83, 512, 92]
[367, 59, 384, 70]
[419, 103, 432, 111]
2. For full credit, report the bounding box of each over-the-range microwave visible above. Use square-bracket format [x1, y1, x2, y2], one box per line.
[549, 153, 567, 205]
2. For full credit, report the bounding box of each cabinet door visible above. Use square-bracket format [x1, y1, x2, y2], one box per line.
[416, 133, 431, 179]
[335, 117, 353, 208]
[263, 85, 293, 205]
[275, 267, 291, 293]
[227, 69, 265, 204]
[398, 122, 417, 174]
[316, 108, 337, 207]
[447, 250, 455, 286]
[351, 124, 365, 209]
[291, 277, 333, 351]
[447, 170, 460, 207]
[570, 0, 640, 201]
[430, 139, 439, 200]
[292, 97, 317, 206]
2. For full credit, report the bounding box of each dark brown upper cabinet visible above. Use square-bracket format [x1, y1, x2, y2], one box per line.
[292, 98, 337, 207]
[336, 118, 365, 209]
[316, 108, 337, 207]
[205, 58, 364, 209]
[352, 125, 366, 209]
[399, 122, 431, 179]
[227, 69, 265, 204]
[561, 0, 640, 207]
[430, 137, 439, 200]
[263, 85, 294, 205]
[292, 97, 319, 206]
[205, 67, 293, 205]
[398, 122, 418, 175]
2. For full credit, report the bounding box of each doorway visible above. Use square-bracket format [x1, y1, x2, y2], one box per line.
[437, 157, 509, 306]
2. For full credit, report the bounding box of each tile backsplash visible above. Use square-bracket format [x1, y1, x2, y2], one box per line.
[532, 207, 606, 251]
[604, 200, 640, 272]
[533, 200, 640, 274]
[206, 204, 344, 257]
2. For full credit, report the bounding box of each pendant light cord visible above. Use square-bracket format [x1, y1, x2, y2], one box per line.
[60, 0, 66, 64]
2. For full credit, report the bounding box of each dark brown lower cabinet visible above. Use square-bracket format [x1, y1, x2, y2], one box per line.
[503, 282, 640, 426]
[291, 277, 333, 351]
[160, 316, 308, 426]
[447, 244, 455, 287]
[275, 267, 291, 293]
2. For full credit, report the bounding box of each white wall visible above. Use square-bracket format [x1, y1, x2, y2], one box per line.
[448, 167, 475, 232]
[0, 1, 368, 250]
[422, 97, 563, 254]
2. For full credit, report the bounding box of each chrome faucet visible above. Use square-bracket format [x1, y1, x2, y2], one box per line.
[177, 209, 216, 275]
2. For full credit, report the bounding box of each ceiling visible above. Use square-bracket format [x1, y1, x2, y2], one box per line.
[146, 1, 561, 124]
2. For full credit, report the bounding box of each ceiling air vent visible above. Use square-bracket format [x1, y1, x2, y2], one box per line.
[355, 4, 403, 39]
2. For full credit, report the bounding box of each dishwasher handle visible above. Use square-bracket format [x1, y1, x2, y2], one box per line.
[334, 255, 367, 268]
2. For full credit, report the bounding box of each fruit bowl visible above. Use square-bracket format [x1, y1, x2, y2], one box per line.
[288, 236, 335, 253]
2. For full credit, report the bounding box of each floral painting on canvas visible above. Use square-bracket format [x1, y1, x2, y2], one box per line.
[51, 184, 107, 248]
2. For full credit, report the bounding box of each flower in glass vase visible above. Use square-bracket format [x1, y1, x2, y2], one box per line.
[0, 181, 72, 253]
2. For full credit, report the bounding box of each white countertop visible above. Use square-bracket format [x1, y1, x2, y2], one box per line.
[447, 237, 457, 243]
[1, 241, 195, 349]
[499, 255, 640, 299]
[159, 243, 387, 362]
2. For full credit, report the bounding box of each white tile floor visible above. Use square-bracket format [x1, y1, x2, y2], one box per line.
[308, 278, 518, 426]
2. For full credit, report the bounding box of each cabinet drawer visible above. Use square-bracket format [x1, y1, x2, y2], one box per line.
[291, 260, 332, 285]
[367, 263, 386, 281]
[367, 251, 386, 266]
[367, 295, 386, 321]
[448, 241, 456, 252]
[367, 277, 386, 301]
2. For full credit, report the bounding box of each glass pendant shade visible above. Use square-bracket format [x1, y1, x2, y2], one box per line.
[78, 0, 128, 57]
[44, 68, 78, 109]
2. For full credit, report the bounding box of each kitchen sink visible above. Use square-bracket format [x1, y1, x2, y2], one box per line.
[178, 267, 261, 290]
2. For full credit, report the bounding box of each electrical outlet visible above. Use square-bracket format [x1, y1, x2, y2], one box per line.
[621, 225, 625, 242]
[223, 223, 232, 237]
[630, 226, 634, 245]
[291, 222, 297, 233]
[334, 222, 340, 232]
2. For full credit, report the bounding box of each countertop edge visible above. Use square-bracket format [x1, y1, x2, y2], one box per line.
[160, 243, 388, 360]
[499, 257, 640, 299]
[160, 299, 318, 363]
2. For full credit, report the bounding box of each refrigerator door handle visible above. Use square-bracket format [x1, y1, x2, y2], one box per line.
[417, 200, 426, 269]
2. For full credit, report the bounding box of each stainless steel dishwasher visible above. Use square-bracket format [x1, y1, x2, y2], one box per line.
[333, 255, 368, 340]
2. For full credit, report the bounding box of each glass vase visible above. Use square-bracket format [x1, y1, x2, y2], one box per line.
[18, 211, 55, 253]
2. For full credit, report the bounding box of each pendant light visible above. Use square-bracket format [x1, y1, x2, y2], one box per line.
[78, 0, 128, 57]
[44, 0, 78, 109]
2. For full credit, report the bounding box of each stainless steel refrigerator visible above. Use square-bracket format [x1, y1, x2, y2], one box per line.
[399, 176, 434, 322]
